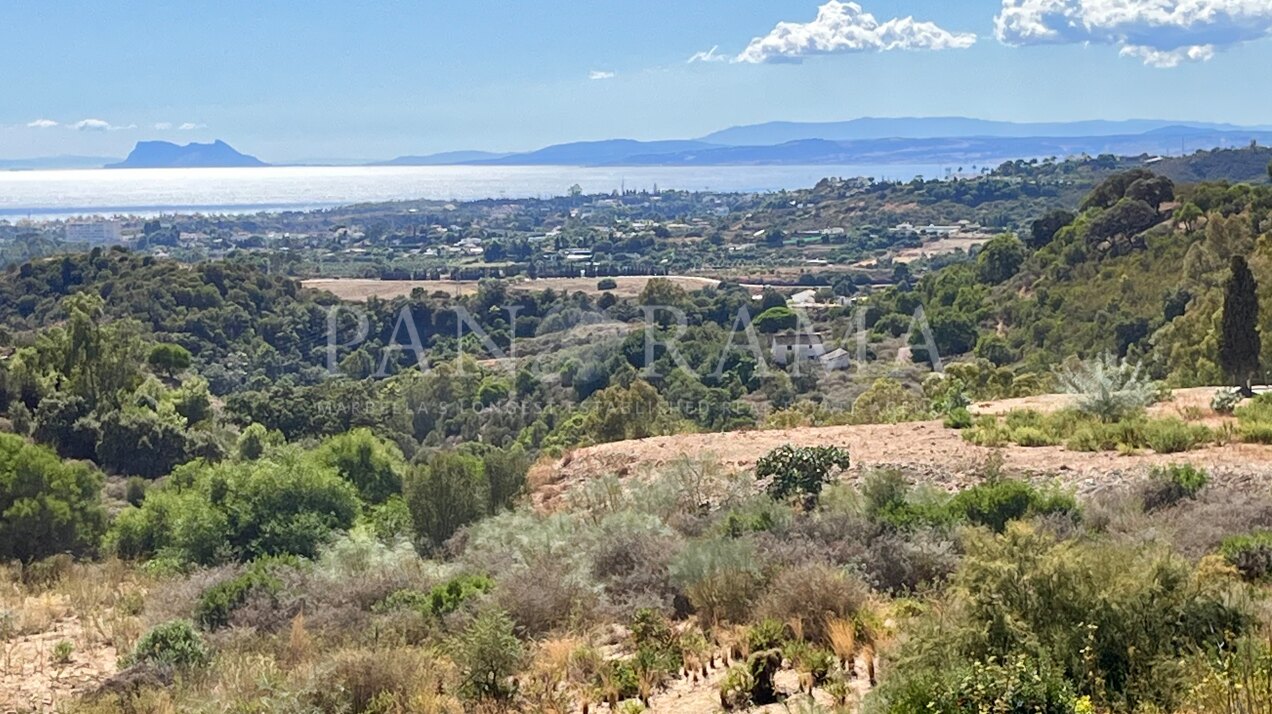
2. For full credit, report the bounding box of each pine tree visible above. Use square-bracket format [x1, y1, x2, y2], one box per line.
[1220, 255, 1261, 395]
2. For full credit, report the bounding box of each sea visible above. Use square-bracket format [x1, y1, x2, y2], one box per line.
[0, 164, 951, 220]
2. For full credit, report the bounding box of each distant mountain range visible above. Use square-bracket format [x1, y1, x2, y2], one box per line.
[106, 140, 267, 169]
[8, 118, 1272, 170]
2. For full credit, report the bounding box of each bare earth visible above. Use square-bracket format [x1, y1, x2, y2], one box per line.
[531, 388, 1272, 510]
[303, 275, 722, 302]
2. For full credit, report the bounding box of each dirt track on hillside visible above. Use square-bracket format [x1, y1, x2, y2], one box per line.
[530, 388, 1272, 510]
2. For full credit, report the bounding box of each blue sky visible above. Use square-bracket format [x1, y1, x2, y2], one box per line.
[3, 0, 1272, 161]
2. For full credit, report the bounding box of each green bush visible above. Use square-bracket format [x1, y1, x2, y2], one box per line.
[405, 451, 489, 550]
[1239, 421, 1272, 444]
[376, 574, 493, 618]
[597, 278, 618, 291]
[755, 444, 850, 506]
[943, 407, 973, 430]
[195, 556, 298, 630]
[312, 428, 405, 504]
[0, 433, 106, 562]
[452, 609, 523, 703]
[1221, 531, 1272, 581]
[108, 449, 360, 565]
[128, 620, 209, 669]
[1141, 418, 1210, 454]
[1140, 464, 1209, 512]
[1011, 426, 1057, 447]
[946, 480, 1076, 533]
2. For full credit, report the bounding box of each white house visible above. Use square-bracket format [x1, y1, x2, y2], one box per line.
[770, 332, 826, 366]
[818, 348, 852, 371]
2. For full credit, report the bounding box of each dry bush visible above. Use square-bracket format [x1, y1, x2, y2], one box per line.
[494, 557, 597, 637]
[860, 528, 959, 593]
[590, 526, 679, 611]
[305, 646, 461, 713]
[757, 564, 869, 645]
[1154, 487, 1272, 560]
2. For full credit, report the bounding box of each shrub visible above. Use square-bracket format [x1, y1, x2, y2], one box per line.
[1056, 353, 1156, 422]
[1011, 426, 1056, 447]
[1221, 531, 1272, 581]
[406, 451, 490, 550]
[1212, 388, 1242, 415]
[946, 479, 1076, 533]
[754, 444, 850, 507]
[128, 620, 209, 669]
[452, 609, 524, 703]
[1142, 418, 1210, 454]
[312, 428, 405, 504]
[108, 450, 360, 565]
[943, 407, 973, 430]
[1240, 421, 1272, 445]
[195, 556, 299, 630]
[0, 433, 107, 562]
[1140, 464, 1210, 512]
[597, 278, 618, 291]
[669, 537, 763, 626]
[757, 563, 867, 645]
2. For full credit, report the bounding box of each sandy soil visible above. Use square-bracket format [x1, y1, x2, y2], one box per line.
[0, 608, 118, 713]
[303, 275, 722, 302]
[531, 388, 1272, 511]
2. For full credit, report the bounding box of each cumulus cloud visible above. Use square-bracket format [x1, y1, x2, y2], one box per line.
[995, 0, 1272, 66]
[27, 118, 60, 129]
[153, 122, 173, 130]
[688, 45, 729, 63]
[588, 70, 616, 80]
[178, 122, 206, 130]
[734, 1, 977, 64]
[73, 118, 115, 131]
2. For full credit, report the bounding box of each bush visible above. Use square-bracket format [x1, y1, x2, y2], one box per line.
[1221, 531, 1272, 581]
[1142, 418, 1210, 454]
[405, 451, 489, 550]
[452, 609, 524, 703]
[195, 556, 298, 630]
[1012, 426, 1057, 447]
[312, 428, 405, 504]
[0, 433, 106, 562]
[943, 407, 973, 430]
[597, 278, 618, 291]
[946, 480, 1077, 533]
[1056, 353, 1156, 422]
[757, 564, 867, 645]
[1212, 388, 1242, 415]
[128, 620, 209, 669]
[1240, 421, 1272, 444]
[1140, 464, 1210, 512]
[755, 444, 850, 507]
[108, 450, 360, 565]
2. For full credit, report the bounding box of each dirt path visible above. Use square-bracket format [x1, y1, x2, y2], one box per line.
[531, 388, 1272, 510]
[302, 275, 724, 301]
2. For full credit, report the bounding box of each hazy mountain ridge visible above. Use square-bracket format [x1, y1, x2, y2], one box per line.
[106, 140, 267, 169]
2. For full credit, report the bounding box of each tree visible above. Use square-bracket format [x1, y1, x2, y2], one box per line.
[0, 433, 107, 562]
[1220, 255, 1261, 396]
[1174, 202, 1203, 232]
[405, 451, 489, 549]
[96, 407, 192, 479]
[1028, 210, 1075, 249]
[148, 343, 192, 378]
[976, 234, 1027, 284]
[752, 306, 798, 334]
[312, 428, 405, 504]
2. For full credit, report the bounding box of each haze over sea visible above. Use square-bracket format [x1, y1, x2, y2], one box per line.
[0, 164, 949, 219]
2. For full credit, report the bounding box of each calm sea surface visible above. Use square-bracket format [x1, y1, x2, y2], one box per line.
[0, 164, 949, 219]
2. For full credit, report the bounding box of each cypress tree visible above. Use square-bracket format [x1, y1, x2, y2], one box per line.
[1220, 255, 1260, 395]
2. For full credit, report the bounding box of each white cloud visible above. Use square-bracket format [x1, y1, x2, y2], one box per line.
[72, 118, 114, 131]
[734, 1, 977, 64]
[995, 0, 1272, 66]
[178, 122, 206, 130]
[688, 45, 728, 63]
[27, 118, 60, 129]
[154, 122, 173, 130]
[588, 70, 616, 80]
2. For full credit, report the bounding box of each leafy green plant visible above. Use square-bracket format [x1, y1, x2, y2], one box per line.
[1140, 464, 1209, 512]
[452, 609, 524, 703]
[1141, 418, 1211, 454]
[52, 640, 73, 665]
[1221, 531, 1272, 581]
[128, 620, 210, 669]
[755, 444, 850, 507]
[195, 555, 299, 630]
[943, 407, 973, 430]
